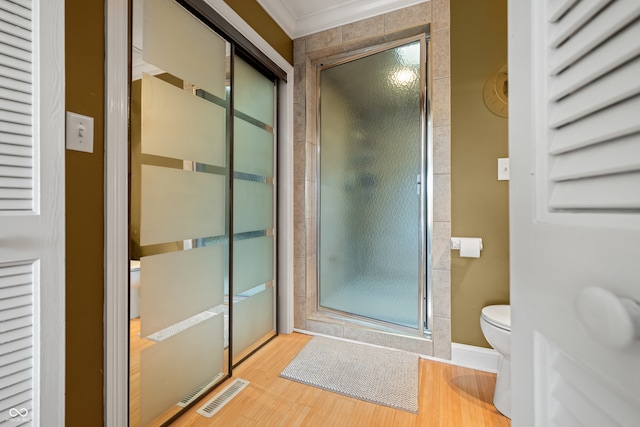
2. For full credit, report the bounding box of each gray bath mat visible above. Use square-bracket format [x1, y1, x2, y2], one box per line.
[280, 335, 419, 413]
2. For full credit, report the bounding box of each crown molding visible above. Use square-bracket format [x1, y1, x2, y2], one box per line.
[259, 0, 429, 39]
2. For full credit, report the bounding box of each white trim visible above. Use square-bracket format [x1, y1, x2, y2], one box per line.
[294, 330, 500, 374]
[104, 0, 130, 426]
[258, 0, 430, 38]
[104, 0, 295, 423]
[450, 342, 500, 373]
[35, 0, 66, 424]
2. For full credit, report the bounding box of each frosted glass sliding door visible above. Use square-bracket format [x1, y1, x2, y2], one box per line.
[231, 56, 277, 364]
[130, 0, 230, 425]
[318, 38, 426, 330]
[130, 1, 280, 424]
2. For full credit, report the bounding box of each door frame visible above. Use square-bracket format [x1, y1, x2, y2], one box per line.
[103, 0, 295, 424]
[314, 35, 433, 335]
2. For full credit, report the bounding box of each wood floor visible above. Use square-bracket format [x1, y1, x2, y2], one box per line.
[171, 332, 511, 427]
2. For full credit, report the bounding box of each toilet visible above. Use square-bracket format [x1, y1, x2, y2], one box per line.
[480, 304, 511, 418]
[130, 260, 141, 319]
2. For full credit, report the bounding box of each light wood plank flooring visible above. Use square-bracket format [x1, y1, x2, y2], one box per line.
[171, 332, 511, 426]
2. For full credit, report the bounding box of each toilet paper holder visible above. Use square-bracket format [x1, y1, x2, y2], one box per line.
[450, 237, 483, 251]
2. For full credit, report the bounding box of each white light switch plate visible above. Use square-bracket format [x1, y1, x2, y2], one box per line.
[498, 158, 509, 181]
[66, 111, 94, 153]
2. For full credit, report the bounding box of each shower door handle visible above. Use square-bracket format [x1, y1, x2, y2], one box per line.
[416, 174, 421, 195]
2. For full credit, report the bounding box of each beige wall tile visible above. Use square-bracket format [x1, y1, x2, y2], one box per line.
[433, 173, 451, 222]
[432, 0, 450, 31]
[294, 179, 306, 221]
[305, 43, 346, 61]
[433, 315, 451, 359]
[433, 221, 451, 270]
[294, 101, 306, 142]
[432, 77, 451, 127]
[432, 268, 451, 318]
[306, 27, 342, 52]
[294, 296, 307, 329]
[385, 334, 433, 355]
[294, 216, 306, 258]
[431, 28, 450, 79]
[343, 326, 387, 346]
[384, 2, 432, 34]
[294, 63, 306, 104]
[294, 141, 306, 181]
[306, 217, 317, 256]
[306, 255, 317, 299]
[294, 256, 306, 298]
[343, 15, 385, 43]
[294, 37, 306, 66]
[433, 126, 451, 174]
[306, 319, 344, 337]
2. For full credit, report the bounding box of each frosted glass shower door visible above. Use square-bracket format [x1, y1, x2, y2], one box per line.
[319, 39, 425, 330]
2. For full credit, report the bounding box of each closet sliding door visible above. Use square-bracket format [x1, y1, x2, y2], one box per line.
[129, 0, 279, 425]
[232, 56, 277, 365]
[130, 0, 230, 425]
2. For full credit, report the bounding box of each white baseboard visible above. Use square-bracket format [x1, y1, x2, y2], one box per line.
[293, 329, 500, 374]
[450, 343, 500, 373]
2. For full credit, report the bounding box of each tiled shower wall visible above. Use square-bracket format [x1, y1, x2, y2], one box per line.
[292, 0, 451, 359]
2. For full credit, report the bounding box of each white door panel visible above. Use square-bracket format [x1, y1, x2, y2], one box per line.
[0, 0, 65, 425]
[509, 0, 640, 425]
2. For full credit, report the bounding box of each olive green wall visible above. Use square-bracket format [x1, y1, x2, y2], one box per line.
[63, 1, 291, 426]
[65, 1, 105, 425]
[224, 0, 293, 64]
[450, 0, 510, 347]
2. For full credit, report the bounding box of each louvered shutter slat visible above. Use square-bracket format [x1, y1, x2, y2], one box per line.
[0, 143, 32, 157]
[0, 8, 31, 31]
[0, 165, 31, 178]
[548, 0, 579, 22]
[548, 0, 640, 75]
[544, 0, 640, 214]
[0, 387, 31, 411]
[550, 96, 640, 154]
[0, 76, 31, 94]
[0, 326, 31, 344]
[0, 316, 31, 334]
[550, 134, 640, 181]
[0, 64, 31, 84]
[0, 177, 31, 189]
[549, 0, 611, 48]
[0, 347, 31, 369]
[1, 1, 31, 20]
[0, 199, 31, 210]
[549, 19, 640, 101]
[6, 0, 31, 12]
[0, 31, 31, 56]
[0, 274, 30, 289]
[0, 20, 30, 43]
[0, 337, 31, 356]
[0, 305, 32, 323]
[549, 172, 640, 210]
[549, 57, 640, 127]
[0, 155, 31, 168]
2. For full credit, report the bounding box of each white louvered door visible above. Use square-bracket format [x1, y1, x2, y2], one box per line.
[510, 0, 640, 426]
[0, 0, 64, 425]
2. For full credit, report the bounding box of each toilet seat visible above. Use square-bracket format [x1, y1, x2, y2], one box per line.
[481, 305, 511, 331]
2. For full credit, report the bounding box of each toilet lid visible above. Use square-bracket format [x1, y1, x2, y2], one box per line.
[481, 305, 511, 330]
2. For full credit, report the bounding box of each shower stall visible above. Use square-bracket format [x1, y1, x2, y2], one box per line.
[317, 36, 432, 334]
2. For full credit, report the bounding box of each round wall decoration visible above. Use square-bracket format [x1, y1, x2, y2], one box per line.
[483, 64, 508, 118]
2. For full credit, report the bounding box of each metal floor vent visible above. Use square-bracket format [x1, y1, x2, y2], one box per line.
[176, 374, 223, 407]
[196, 379, 250, 418]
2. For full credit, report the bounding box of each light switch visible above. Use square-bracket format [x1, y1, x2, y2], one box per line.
[498, 158, 509, 181]
[66, 111, 94, 153]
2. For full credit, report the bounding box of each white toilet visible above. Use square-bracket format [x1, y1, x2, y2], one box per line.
[480, 304, 511, 418]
